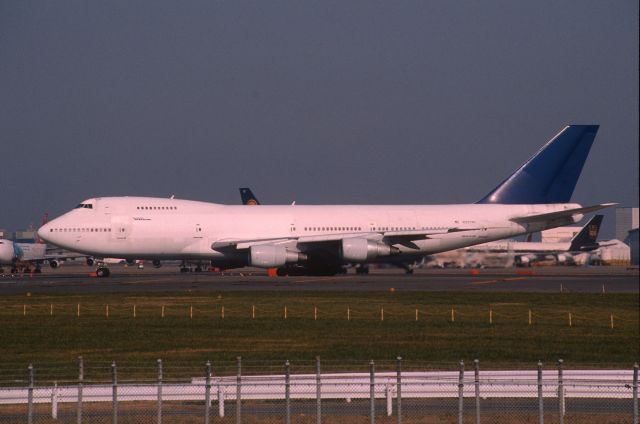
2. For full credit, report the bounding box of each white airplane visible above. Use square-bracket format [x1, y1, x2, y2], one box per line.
[38, 125, 614, 277]
[0, 238, 91, 274]
[0, 239, 47, 274]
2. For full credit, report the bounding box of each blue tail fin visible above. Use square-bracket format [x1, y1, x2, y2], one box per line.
[568, 214, 603, 252]
[477, 125, 599, 204]
[239, 187, 261, 205]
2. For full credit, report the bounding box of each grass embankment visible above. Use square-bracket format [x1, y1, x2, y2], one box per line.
[0, 291, 637, 381]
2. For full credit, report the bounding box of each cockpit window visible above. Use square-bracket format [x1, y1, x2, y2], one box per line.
[75, 204, 93, 209]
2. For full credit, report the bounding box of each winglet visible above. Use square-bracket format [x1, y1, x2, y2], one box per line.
[477, 125, 599, 204]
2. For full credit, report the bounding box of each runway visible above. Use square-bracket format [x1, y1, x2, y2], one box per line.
[0, 265, 637, 295]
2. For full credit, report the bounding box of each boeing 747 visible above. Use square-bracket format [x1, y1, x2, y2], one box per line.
[38, 125, 614, 276]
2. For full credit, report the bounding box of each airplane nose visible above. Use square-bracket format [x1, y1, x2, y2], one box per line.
[37, 223, 52, 243]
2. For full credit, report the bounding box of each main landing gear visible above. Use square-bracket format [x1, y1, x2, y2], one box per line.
[179, 261, 204, 273]
[355, 264, 370, 275]
[95, 261, 111, 277]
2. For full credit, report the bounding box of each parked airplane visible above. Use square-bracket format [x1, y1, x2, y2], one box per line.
[0, 238, 92, 274]
[38, 125, 614, 277]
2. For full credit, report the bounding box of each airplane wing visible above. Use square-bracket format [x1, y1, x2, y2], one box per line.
[211, 228, 481, 251]
[509, 203, 617, 224]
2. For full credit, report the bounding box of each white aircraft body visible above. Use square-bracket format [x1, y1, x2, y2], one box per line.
[0, 239, 89, 273]
[38, 125, 614, 277]
[0, 239, 46, 266]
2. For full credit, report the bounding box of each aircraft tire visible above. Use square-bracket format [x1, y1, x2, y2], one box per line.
[96, 267, 111, 277]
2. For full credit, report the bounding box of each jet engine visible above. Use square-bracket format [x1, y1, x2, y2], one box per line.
[515, 254, 536, 267]
[49, 259, 61, 269]
[0, 240, 16, 264]
[249, 245, 306, 268]
[341, 238, 400, 262]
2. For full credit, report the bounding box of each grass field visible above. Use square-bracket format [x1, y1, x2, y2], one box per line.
[0, 291, 637, 381]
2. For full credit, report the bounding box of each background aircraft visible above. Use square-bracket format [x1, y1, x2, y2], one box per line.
[0, 238, 92, 274]
[428, 214, 606, 268]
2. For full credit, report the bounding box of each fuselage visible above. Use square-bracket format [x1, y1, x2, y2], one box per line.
[0, 239, 46, 265]
[39, 196, 583, 262]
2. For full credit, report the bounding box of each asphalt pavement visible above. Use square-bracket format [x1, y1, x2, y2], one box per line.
[0, 264, 637, 295]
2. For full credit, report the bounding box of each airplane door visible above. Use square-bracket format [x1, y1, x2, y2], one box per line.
[193, 223, 203, 239]
[111, 216, 131, 240]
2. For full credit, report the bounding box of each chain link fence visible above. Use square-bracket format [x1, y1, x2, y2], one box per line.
[0, 358, 637, 423]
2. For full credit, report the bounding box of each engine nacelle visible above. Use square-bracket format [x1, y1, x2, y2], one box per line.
[86, 257, 94, 266]
[49, 259, 61, 269]
[249, 245, 306, 268]
[341, 238, 400, 262]
[0, 240, 17, 264]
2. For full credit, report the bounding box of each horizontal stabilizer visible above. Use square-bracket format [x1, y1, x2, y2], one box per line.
[510, 203, 616, 224]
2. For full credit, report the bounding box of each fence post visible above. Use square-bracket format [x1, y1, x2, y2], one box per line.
[633, 363, 638, 424]
[386, 384, 392, 416]
[51, 381, 58, 419]
[458, 360, 464, 424]
[157, 359, 163, 424]
[285, 360, 291, 424]
[474, 359, 480, 424]
[558, 359, 564, 424]
[27, 364, 34, 424]
[538, 361, 544, 424]
[218, 380, 225, 418]
[370, 360, 375, 424]
[316, 356, 321, 424]
[77, 356, 83, 424]
[236, 356, 242, 424]
[112, 361, 118, 424]
[205, 361, 212, 424]
[397, 356, 402, 424]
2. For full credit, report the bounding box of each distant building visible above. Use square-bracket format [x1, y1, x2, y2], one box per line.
[598, 240, 631, 266]
[13, 229, 37, 243]
[615, 207, 639, 242]
[628, 228, 639, 266]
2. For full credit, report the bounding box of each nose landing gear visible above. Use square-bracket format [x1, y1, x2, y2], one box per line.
[96, 267, 110, 277]
[94, 261, 111, 277]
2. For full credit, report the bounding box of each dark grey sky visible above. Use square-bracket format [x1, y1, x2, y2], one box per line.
[1, 1, 638, 238]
